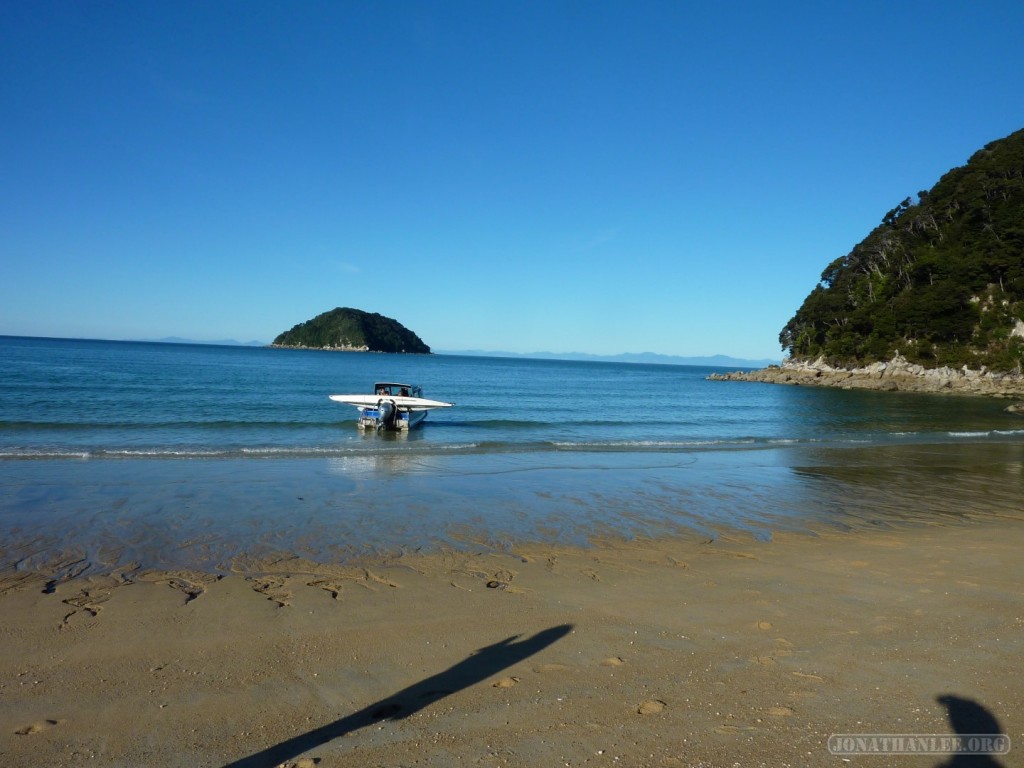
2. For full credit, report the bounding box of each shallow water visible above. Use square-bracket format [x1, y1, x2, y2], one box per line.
[2, 336, 1022, 576]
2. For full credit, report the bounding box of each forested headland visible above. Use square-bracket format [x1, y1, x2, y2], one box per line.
[711, 128, 1024, 397]
[781, 128, 1024, 373]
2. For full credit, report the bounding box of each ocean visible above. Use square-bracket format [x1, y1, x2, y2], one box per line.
[2, 335, 1023, 577]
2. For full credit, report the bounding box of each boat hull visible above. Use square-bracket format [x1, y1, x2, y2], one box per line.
[329, 383, 453, 432]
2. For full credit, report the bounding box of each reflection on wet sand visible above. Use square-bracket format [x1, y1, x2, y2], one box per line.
[791, 442, 1024, 528]
[2, 442, 1024, 583]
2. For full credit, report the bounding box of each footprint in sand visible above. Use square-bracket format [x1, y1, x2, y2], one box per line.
[638, 699, 667, 715]
[485, 579, 527, 594]
[247, 577, 291, 607]
[492, 676, 520, 688]
[306, 579, 344, 600]
[15, 719, 59, 735]
[164, 578, 205, 603]
[600, 657, 625, 667]
[756, 620, 773, 630]
[766, 705, 795, 717]
[363, 569, 401, 589]
[533, 663, 571, 673]
[306, 568, 400, 599]
[60, 590, 110, 629]
[138, 571, 221, 604]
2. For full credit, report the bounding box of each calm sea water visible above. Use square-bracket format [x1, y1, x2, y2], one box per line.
[2, 336, 1023, 576]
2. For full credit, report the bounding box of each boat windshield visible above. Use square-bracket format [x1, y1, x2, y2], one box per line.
[374, 383, 415, 397]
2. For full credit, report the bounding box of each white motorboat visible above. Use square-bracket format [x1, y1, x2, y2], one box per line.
[329, 382, 454, 431]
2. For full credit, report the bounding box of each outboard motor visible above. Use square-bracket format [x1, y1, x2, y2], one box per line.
[376, 399, 398, 431]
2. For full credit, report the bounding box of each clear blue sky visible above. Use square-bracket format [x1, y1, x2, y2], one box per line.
[3, 1, 1023, 360]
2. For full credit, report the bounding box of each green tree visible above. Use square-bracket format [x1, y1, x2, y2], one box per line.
[780, 127, 1024, 372]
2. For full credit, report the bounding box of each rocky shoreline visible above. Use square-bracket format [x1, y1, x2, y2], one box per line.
[709, 355, 1024, 406]
[269, 342, 372, 352]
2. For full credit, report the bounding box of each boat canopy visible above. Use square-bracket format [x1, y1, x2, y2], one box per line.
[373, 382, 421, 397]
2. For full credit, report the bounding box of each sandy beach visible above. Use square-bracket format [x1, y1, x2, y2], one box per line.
[2, 519, 1020, 768]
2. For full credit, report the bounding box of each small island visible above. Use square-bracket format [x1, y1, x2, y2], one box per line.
[271, 307, 431, 353]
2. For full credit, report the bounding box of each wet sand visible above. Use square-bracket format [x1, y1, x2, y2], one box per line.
[1, 520, 1021, 767]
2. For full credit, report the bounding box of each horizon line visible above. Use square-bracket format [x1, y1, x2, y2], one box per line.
[0, 334, 781, 365]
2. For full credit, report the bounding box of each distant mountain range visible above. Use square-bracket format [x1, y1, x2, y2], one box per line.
[438, 350, 780, 368]
[144, 336, 267, 347]
[139, 336, 777, 367]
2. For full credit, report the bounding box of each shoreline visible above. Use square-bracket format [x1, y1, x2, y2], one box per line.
[267, 343, 434, 354]
[2, 518, 1020, 766]
[710, 354, 1024, 400]
[6, 439, 1024, 587]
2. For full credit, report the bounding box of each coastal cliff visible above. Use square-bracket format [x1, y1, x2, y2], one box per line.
[709, 355, 1024, 400]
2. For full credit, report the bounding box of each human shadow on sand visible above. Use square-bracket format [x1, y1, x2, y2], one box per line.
[222, 623, 573, 768]
[934, 695, 1007, 768]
